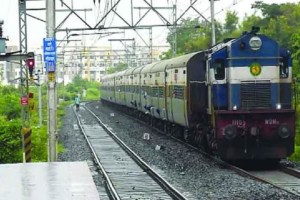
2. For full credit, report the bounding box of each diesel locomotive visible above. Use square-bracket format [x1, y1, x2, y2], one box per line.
[101, 27, 295, 161]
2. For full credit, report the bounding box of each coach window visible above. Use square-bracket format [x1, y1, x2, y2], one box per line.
[279, 57, 289, 78]
[213, 59, 225, 80]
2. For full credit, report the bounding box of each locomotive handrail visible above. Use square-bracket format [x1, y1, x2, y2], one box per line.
[189, 81, 207, 84]
[228, 56, 281, 60]
[212, 80, 220, 110]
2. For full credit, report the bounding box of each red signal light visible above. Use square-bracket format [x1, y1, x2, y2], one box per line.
[26, 58, 35, 68]
[26, 58, 35, 78]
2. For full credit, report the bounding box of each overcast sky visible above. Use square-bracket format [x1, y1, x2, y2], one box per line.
[0, 0, 298, 52]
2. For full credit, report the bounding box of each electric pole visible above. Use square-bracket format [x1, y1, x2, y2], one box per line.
[46, 0, 57, 162]
[18, 0, 32, 163]
[37, 70, 42, 127]
[210, 0, 216, 46]
[172, 4, 177, 57]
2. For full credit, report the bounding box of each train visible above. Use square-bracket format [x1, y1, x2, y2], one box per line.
[100, 27, 295, 161]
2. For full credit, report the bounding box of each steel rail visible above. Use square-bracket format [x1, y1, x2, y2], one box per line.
[73, 106, 120, 200]
[83, 104, 187, 200]
[244, 167, 300, 197]
[95, 101, 300, 198]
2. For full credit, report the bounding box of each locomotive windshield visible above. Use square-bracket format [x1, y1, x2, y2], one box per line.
[213, 59, 225, 80]
[279, 56, 289, 78]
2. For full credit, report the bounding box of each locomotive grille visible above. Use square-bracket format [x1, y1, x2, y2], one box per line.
[240, 80, 271, 109]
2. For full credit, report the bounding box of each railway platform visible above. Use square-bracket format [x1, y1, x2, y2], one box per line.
[0, 161, 99, 200]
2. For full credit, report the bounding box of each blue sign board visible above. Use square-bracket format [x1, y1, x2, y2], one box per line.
[43, 37, 56, 72]
[45, 61, 56, 72]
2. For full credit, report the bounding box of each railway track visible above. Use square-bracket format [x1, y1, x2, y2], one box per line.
[94, 101, 300, 198]
[74, 103, 187, 200]
[246, 167, 300, 196]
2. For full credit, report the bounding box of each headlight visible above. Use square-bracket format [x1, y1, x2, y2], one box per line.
[249, 36, 262, 51]
[276, 103, 281, 110]
[250, 126, 259, 136]
[277, 124, 290, 139]
[224, 125, 237, 140]
[233, 105, 237, 110]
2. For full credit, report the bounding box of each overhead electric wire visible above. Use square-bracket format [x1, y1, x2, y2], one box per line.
[214, 0, 246, 18]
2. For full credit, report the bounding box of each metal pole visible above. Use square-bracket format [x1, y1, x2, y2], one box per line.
[19, 0, 32, 163]
[46, 0, 57, 162]
[149, 28, 152, 63]
[210, 0, 216, 46]
[38, 71, 42, 127]
[172, 4, 177, 57]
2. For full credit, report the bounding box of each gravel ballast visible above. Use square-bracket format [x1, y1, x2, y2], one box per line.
[58, 102, 299, 199]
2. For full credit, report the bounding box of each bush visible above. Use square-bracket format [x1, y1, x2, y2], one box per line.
[86, 88, 100, 100]
[31, 125, 48, 162]
[0, 117, 22, 163]
[289, 145, 300, 161]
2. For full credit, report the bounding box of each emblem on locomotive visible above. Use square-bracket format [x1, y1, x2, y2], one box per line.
[250, 62, 262, 76]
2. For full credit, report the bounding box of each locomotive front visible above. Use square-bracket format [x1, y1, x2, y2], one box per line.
[210, 29, 295, 160]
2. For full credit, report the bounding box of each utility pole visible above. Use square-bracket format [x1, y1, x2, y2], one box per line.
[172, 3, 177, 57]
[210, 0, 216, 46]
[149, 28, 152, 63]
[18, 0, 32, 163]
[46, 0, 57, 162]
[37, 70, 42, 127]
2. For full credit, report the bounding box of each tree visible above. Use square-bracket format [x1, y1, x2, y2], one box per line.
[250, 2, 300, 50]
[63, 76, 100, 101]
[239, 14, 263, 33]
[291, 29, 300, 77]
[223, 11, 239, 37]
[106, 62, 128, 74]
[162, 18, 213, 58]
[252, 2, 283, 19]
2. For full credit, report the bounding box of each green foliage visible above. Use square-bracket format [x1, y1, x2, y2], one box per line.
[161, 18, 214, 58]
[31, 125, 47, 162]
[62, 76, 100, 101]
[0, 117, 22, 163]
[289, 145, 300, 161]
[223, 11, 239, 37]
[0, 84, 49, 163]
[239, 14, 263, 33]
[106, 62, 128, 74]
[86, 88, 100, 100]
[291, 29, 300, 63]
[162, 2, 300, 57]
[250, 2, 300, 50]
[263, 16, 292, 49]
[0, 86, 21, 120]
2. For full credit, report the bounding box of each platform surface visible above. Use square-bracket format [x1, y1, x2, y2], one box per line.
[0, 162, 100, 200]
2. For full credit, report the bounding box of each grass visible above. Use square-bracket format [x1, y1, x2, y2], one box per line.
[289, 145, 300, 161]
